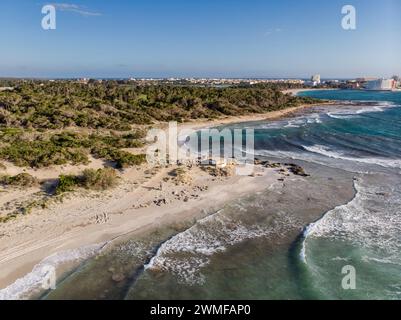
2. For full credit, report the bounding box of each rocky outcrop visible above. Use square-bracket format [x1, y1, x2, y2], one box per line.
[285, 163, 310, 177]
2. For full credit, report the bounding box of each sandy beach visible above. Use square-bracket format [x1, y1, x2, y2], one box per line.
[177, 100, 337, 132]
[2, 0, 399, 302]
[283, 88, 339, 96]
[0, 99, 339, 296]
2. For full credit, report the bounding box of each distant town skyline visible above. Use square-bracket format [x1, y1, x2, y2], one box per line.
[1, 0, 400, 78]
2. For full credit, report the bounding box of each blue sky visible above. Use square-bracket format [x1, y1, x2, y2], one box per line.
[0, 0, 400, 78]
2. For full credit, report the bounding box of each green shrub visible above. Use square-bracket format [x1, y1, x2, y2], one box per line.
[50, 132, 85, 148]
[80, 168, 118, 190]
[88, 133, 144, 149]
[91, 146, 146, 168]
[0, 128, 23, 137]
[0, 81, 317, 132]
[0, 173, 38, 187]
[0, 140, 89, 168]
[55, 175, 79, 195]
[55, 168, 119, 194]
[0, 81, 320, 170]
[68, 148, 90, 165]
[123, 129, 146, 140]
[114, 152, 146, 169]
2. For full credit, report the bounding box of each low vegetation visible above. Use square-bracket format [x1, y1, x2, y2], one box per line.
[169, 167, 192, 185]
[0, 198, 50, 223]
[55, 168, 119, 195]
[0, 173, 38, 187]
[80, 168, 119, 190]
[91, 146, 146, 169]
[55, 174, 79, 195]
[0, 80, 318, 130]
[0, 80, 319, 169]
[0, 129, 146, 168]
[0, 81, 320, 223]
[0, 169, 119, 223]
[201, 165, 236, 177]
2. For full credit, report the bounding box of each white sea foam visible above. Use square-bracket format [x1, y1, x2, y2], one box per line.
[306, 114, 322, 124]
[355, 106, 385, 114]
[325, 102, 397, 120]
[327, 113, 354, 120]
[300, 222, 316, 264]
[361, 255, 401, 266]
[331, 257, 351, 262]
[301, 178, 401, 266]
[0, 243, 105, 300]
[278, 114, 323, 129]
[145, 209, 298, 285]
[284, 119, 304, 128]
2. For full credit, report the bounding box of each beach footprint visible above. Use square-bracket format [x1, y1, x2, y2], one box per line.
[92, 212, 110, 224]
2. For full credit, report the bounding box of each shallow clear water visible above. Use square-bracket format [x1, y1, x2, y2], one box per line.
[154, 89, 401, 300]
[67, 91, 401, 299]
[44, 171, 354, 300]
[293, 90, 401, 300]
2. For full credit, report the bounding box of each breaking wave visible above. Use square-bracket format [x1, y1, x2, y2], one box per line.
[303, 145, 401, 169]
[0, 244, 105, 300]
[301, 176, 401, 266]
[144, 206, 299, 285]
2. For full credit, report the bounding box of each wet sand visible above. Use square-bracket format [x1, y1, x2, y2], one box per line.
[44, 160, 357, 300]
[0, 100, 342, 298]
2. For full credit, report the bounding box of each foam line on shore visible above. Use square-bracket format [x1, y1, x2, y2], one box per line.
[0, 243, 105, 300]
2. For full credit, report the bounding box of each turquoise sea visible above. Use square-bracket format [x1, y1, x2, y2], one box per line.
[288, 90, 401, 299]
[51, 90, 401, 300]
[2, 90, 400, 300]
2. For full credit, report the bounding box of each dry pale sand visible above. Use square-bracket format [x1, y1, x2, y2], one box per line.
[176, 101, 336, 132]
[0, 163, 287, 290]
[0, 100, 335, 292]
[283, 88, 339, 96]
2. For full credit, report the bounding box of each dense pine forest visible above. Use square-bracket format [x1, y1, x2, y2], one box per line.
[0, 80, 319, 168]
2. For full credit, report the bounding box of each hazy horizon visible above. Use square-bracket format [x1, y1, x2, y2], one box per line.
[0, 76, 362, 80]
[1, 0, 400, 79]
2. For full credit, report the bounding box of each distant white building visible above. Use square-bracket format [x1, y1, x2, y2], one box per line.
[311, 74, 321, 84]
[305, 74, 321, 87]
[365, 78, 396, 91]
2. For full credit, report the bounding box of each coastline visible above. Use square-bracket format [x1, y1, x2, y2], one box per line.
[0, 98, 340, 296]
[283, 88, 339, 96]
[49, 161, 357, 300]
[177, 100, 337, 132]
[0, 165, 284, 295]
